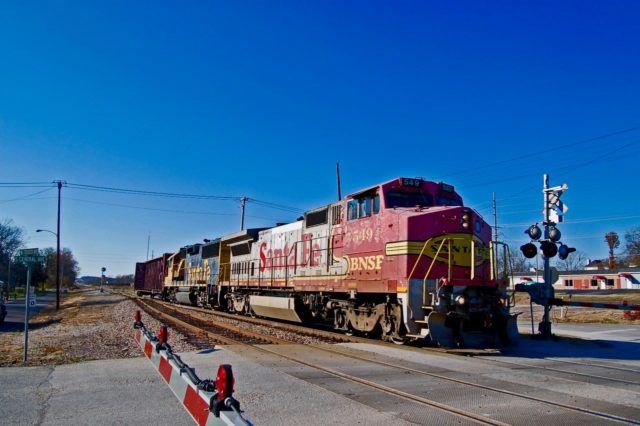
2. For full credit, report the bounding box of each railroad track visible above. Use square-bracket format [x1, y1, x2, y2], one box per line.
[136, 298, 291, 345]
[153, 299, 359, 344]
[135, 298, 507, 425]
[134, 296, 640, 425]
[468, 354, 640, 387]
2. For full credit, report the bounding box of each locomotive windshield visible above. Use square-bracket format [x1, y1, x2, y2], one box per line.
[385, 190, 434, 208]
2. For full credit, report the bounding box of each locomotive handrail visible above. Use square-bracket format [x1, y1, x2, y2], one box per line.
[417, 236, 481, 307]
[423, 239, 448, 306]
[489, 241, 511, 284]
[407, 237, 434, 282]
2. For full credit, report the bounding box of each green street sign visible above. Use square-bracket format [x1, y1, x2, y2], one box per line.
[18, 248, 39, 256]
[15, 256, 46, 264]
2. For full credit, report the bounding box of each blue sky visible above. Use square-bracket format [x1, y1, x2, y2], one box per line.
[1, 1, 639, 276]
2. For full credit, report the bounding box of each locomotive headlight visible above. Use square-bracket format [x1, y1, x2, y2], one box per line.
[461, 211, 471, 229]
[454, 295, 466, 305]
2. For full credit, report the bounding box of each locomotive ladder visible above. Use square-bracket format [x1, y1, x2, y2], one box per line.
[406, 237, 510, 335]
[407, 236, 483, 307]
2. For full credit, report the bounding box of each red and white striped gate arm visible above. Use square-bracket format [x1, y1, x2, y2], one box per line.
[557, 300, 640, 311]
[134, 316, 251, 426]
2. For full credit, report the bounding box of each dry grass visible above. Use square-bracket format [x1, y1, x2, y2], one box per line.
[0, 290, 135, 366]
[513, 291, 640, 324]
[0, 288, 195, 367]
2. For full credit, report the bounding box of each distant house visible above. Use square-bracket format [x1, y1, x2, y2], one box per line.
[585, 259, 607, 270]
[510, 267, 640, 290]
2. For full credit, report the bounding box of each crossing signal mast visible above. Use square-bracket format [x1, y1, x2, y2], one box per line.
[520, 174, 576, 338]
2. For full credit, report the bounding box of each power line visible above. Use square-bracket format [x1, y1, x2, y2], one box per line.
[501, 213, 640, 228]
[0, 181, 55, 185]
[65, 182, 240, 201]
[437, 124, 640, 181]
[248, 198, 305, 213]
[0, 188, 54, 204]
[63, 197, 290, 222]
[64, 182, 305, 213]
[469, 137, 640, 212]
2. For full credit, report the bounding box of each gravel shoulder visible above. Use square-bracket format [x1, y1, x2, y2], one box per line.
[0, 287, 197, 367]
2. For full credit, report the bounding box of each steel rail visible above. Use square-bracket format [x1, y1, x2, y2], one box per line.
[470, 356, 640, 386]
[135, 297, 507, 425]
[136, 299, 240, 345]
[144, 299, 294, 345]
[137, 298, 291, 346]
[151, 298, 367, 344]
[311, 344, 640, 425]
[542, 357, 640, 374]
[255, 344, 508, 426]
[132, 290, 639, 424]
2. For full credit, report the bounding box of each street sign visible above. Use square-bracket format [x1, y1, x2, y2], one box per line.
[18, 248, 39, 256]
[15, 256, 46, 264]
[29, 298, 36, 307]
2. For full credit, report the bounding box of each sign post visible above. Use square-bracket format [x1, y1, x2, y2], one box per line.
[16, 248, 45, 363]
[23, 264, 31, 362]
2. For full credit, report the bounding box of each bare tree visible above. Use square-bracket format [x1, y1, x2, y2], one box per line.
[42, 247, 80, 288]
[605, 231, 620, 269]
[624, 226, 640, 266]
[554, 249, 588, 271]
[0, 219, 25, 289]
[497, 245, 533, 276]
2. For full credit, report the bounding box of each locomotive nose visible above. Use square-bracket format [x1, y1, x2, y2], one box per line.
[405, 207, 481, 240]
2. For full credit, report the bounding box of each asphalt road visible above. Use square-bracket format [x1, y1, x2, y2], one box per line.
[1, 291, 57, 332]
[551, 322, 640, 342]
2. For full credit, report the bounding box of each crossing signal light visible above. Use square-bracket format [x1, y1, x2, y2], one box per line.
[215, 364, 235, 400]
[157, 324, 169, 345]
[558, 244, 576, 260]
[520, 243, 538, 258]
[525, 225, 542, 240]
[540, 241, 558, 258]
[548, 227, 561, 242]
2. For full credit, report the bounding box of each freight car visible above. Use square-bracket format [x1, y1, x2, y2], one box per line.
[134, 253, 172, 297]
[135, 177, 517, 347]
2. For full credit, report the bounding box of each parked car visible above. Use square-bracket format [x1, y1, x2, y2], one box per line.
[0, 298, 6, 326]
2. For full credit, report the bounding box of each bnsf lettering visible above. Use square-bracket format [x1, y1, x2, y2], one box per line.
[349, 255, 384, 271]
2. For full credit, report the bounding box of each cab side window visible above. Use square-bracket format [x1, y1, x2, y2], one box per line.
[360, 197, 371, 218]
[347, 200, 358, 221]
[347, 194, 380, 221]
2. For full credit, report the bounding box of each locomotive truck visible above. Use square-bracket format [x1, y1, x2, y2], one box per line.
[135, 177, 518, 347]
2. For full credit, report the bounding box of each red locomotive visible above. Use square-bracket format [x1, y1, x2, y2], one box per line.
[135, 177, 517, 347]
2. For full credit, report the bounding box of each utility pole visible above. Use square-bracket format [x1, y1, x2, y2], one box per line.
[492, 192, 498, 277]
[240, 196, 248, 231]
[146, 234, 150, 260]
[336, 162, 342, 201]
[540, 174, 552, 338]
[54, 180, 63, 310]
